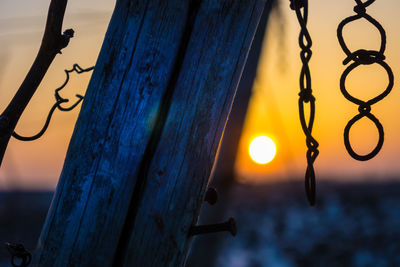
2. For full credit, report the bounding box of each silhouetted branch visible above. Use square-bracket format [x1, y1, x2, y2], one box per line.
[0, 0, 72, 166]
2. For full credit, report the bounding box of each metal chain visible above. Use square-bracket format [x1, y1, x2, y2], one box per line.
[6, 243, 32, 267]
[290, 0, 319, 206]
[12, 64, 94, 141]
[337, 0, 394, 161]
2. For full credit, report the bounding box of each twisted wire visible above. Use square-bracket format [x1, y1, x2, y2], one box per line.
[337, 0, 393, 161]
[290, 0, 319, 205]
[12, 64, 94, 141]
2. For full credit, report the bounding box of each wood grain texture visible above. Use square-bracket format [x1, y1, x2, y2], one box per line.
[122, 1, 266, 266]
[186, 3, 274, 265]
[34, 0, 266, 266]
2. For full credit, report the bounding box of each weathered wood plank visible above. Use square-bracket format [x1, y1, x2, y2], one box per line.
[34, 0, 266, 266]
[187, 2, 275, 265]
[121, 0, 266, 266]
[36, 0, 192, 266]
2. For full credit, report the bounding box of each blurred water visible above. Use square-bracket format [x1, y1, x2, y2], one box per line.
[1, 182, 400, 266]
[189, 181, 400, 267]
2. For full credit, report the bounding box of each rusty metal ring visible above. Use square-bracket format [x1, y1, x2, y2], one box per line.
[340, 59, 394, 106]
[337, 13, 386, 64]
[299, 62, 312, 92]
[11, 254, 32, 267]
[344, 112, 384, 161]
[305, 164, 316, 205]
[298, 97, 316, 137]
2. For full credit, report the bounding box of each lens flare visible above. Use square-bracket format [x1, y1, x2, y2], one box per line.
[249, 136, 276, 164]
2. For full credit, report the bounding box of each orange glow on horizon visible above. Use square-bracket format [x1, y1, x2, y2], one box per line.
[2, 0, 400, 189]
[234, 0, 400, 184]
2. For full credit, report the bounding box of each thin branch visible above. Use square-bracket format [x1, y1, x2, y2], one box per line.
[0, 0, 72, 166]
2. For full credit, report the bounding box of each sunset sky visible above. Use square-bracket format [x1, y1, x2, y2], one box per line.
[0, 0, 114, 189]
[1, 0, 400, 190]
[236, 0, 400, 183]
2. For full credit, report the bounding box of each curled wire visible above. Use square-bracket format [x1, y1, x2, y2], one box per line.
[290, 0, 319, 205]
[6, 243, 32, 267]
[337, 0, 393, 161]
[12, 64, 94, 141]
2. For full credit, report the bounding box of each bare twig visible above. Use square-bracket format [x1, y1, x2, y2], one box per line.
[0, 0, 72, 166]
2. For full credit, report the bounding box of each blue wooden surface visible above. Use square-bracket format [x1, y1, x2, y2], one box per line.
[34, 0, 266, 266]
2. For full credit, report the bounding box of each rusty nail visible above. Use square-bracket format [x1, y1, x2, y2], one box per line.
[189, 217, 237, 236]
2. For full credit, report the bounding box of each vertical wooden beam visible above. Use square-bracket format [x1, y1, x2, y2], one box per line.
[35, 0, 266, 266]
[186, 2, 275, 265]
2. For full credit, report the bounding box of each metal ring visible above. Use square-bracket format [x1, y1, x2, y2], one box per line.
[299, 63, 312, 92]
[305, 165, 316, 205]
[11, 254, 31, 267]
[340, 60, 394, 106]
[344, 112, 384, 161]
[298, 98, 316, 136]
[337, 13, 386, 64]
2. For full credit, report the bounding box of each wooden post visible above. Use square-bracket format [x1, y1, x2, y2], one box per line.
[35, 0, 267, 266]
[187, 2, 275, 265]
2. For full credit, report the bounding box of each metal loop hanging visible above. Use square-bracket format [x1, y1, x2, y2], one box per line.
[6, 243, 32, 267]
[340, 60, 393, 106]
[337, 6, 386, 64]
[290, 0, 319, 206]
[337, 0, 394, 161]
[344, 112, 384, 161]
[12, 64, 94, 141]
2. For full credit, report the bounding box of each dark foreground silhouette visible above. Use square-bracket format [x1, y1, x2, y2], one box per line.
[2, 180, 400, 267]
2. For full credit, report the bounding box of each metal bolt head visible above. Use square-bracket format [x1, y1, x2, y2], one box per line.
[204, 187, 218, 205]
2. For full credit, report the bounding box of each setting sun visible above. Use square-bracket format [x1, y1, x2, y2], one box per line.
[249, 136, 277, 165]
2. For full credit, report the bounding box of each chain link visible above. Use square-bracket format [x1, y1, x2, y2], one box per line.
[290, 0, 319, 206]
[337, 0, 394, 161]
